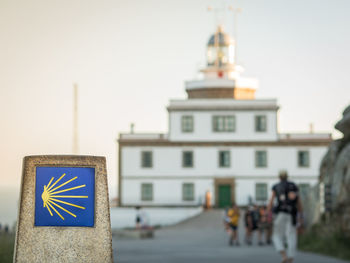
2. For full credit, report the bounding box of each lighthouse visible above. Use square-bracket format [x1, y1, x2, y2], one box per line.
[117, 25, 331, 207]
[186, 25, 256, 100]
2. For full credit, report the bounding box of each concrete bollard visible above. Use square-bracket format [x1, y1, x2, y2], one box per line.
[13, 155, 113, 263]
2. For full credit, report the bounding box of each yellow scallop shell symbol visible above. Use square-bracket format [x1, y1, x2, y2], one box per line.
[41, 173, 88, 220]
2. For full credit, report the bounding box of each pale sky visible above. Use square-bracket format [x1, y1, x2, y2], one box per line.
[1, 0, 349, 198]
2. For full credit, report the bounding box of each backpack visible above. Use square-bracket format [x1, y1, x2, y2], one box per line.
[273, 181, 299, 225]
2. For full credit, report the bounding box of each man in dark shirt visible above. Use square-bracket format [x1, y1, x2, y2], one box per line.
[268, 171, 303, 263]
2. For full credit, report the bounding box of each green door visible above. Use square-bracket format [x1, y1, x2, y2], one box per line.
[218, 184, 231, 208]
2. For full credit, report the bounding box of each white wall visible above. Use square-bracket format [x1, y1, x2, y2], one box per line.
[110, 207, 203, 229]
[168, 110, 278, 141]
[235, 177, 318, 206]
[121, 174, 319, 206]
[121, 146, 327, 177]
[121, 145, 327, 206]
[122, 178, 213, 206]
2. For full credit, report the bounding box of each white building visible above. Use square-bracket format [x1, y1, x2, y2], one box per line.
[117, 26, 331, 207]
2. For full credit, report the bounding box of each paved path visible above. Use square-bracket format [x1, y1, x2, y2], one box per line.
[113, 210, 348, 263]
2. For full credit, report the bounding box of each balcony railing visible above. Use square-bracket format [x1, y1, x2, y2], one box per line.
[279, 133, 332, 141]
[119, 133, 168, 141]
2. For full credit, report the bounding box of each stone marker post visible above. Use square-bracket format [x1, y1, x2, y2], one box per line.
[14, 155, 113, 263]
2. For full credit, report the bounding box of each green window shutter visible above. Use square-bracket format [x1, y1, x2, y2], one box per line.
[298, 151, 310, 167]
[256, 151, 267, 167]
[225, 116, 235, 131]
[219, 151, 230, 167]
[182, 115, 194, 132]
[213, 116, 223, 132]
[213, 116, 235, 132]
[256, 183, 268, 201]
[255, 115, 267, 132]
[182, 151, 193, 167]
[141, 151, 153, 168]
[141, 183, 153, 201]
[183, 183, 194, 201]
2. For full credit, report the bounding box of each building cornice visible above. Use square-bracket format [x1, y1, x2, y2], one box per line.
[122, 175, 319, 180]
[118, 139, 331, 147]
[167, 105, 279, 112]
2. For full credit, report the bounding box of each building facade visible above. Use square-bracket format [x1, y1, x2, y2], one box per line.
[118, 26, 331, 207]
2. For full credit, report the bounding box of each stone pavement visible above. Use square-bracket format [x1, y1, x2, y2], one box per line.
[113, 210, 348, 263]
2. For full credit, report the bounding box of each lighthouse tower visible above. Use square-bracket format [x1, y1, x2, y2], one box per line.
[186, 25, 257, 100]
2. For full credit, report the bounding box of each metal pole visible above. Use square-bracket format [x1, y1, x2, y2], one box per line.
[73, 83, 79, 154]
[214, 26, 219, 67]
[234, 9, 238, 64]
[232, 8, 241, 65]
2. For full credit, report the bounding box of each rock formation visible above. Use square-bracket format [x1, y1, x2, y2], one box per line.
[307, 104, 350, 235]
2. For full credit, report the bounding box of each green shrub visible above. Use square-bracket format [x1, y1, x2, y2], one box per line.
[0, 233, 15, 263]
[299, 224, 350, 261]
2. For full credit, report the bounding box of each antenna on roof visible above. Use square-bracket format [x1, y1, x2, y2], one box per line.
[309, 123, 314, 134]
[228, 6, 242, 64]
[207, 5, 226, 30]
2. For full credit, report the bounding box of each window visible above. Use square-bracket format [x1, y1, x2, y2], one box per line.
[298, 151, 310, 167]
[141, 183, 153, 201]
[212, 116, 235, 132]
[141, 151, 153, 168]
[182, 183, 195, 201]
[298, 184, 310, 199]
[181, 115, 194, 133]
[255, 150, 267, 167]
[182, 151, 194, 167]
[219, 151, 230, 167]
[255, 115, 267, 132]
[256, 183, 268, 201]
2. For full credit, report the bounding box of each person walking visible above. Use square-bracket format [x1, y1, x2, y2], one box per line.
[135, 206, 142, 229]
[268, 171, 303, 263]
[227, 203, 240, 246]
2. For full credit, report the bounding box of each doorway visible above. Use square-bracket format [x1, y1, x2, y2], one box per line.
[218, 184, 231, 208]
[215, 178, 235, 208]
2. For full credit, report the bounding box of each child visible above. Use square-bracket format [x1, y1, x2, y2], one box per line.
[227, 203, 240, 246]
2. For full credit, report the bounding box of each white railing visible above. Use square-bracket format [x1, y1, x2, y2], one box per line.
[279, 133, 331, 140]
[167, 99, 278, 111]
[119, 133, 168, 140]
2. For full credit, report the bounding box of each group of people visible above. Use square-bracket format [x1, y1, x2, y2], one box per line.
[244, 204, 273, 245]
[223, 171, 303, 263]
[224, 204, 272, 246]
